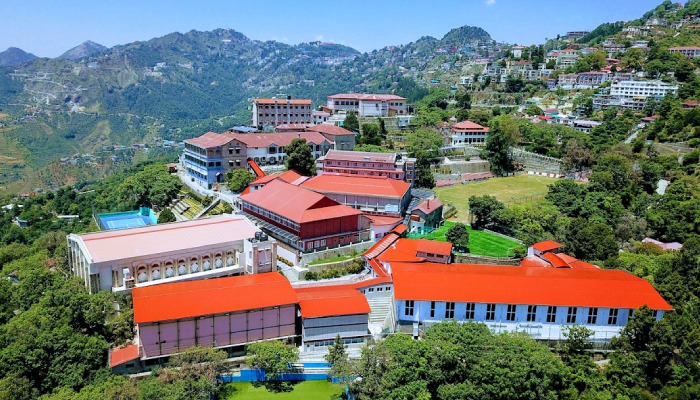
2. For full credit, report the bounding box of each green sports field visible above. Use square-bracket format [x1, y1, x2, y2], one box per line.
[224, 380, 344, 399]
[435, 175, 555, 222]
[409, 220, 524, 258]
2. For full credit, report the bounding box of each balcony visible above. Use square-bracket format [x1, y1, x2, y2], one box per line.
[111, 264, 245, 294]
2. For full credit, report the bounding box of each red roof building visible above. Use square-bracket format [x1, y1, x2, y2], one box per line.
[377, 238, 452, 264]
[240, 180, 371, 253]
[315, 150, 417, 182]
[301, 174, 411, 217]
[252, 98, 313, 129]
[133, 273, 298, 359]
[450, 120, 490, 146]
[306, 124, 356, 151]
[295, 285, 371, 351]
[391, 262, 671, 340]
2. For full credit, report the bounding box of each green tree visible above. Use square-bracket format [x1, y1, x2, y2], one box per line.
[343, 111, 359, 132]
[245, 340, 299, 382]
[484, 115, 518, 175]
[378, 118, 387, 138]
[325, 335, 352, 381]
[564, 218, 618, 261]
[445, 223, 469, 252]
[225, 169, 255, 192]
[285, 138, 316, 176]
[359, 123, 382, 146]
[157, 208, 176, 224]
[468, 195, 505, 229]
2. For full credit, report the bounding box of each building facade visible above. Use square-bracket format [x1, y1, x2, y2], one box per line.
[133, 274, 298, 360]
[450, 120, 490, 146]
[252, 98, 312, 131]
[315, 150, 416, 182]
[669, 46, 700, 59]
[392, 262, 671, 341]
[306, 124, 356, 151]
[301, 174, 412, 217]
[327, 94, 407, 117]
[67, 215, 276, 294]
[240, 179, 371, 253]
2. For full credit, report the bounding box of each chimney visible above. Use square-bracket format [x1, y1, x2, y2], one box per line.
[427, 199, 430, 209]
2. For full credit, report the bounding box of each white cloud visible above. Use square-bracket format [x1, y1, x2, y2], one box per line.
[315, 35, 324, 41]
[486, 0, 496, 5]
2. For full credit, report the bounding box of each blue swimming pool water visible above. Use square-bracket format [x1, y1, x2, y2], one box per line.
[97, 207, 157, 230]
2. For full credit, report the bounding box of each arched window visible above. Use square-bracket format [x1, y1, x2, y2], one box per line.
[178, 259, 187, 275]
[165, 261, 174, 278]
[190, 256, 199, 273]
[137, 266, 148, 283]
[151, 263, 161, 280]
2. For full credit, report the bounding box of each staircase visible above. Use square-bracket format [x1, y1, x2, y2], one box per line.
[367, 295, 395, 337]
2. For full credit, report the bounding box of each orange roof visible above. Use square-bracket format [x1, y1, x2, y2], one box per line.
[368, 215, 403, 226]
[532, 240, 562, 252]
[392, 224, 408, 235]
[556, 253, 600, 270]
[328, 93, 406, 101]
[75, 216, 257, 263]
[412, 198, 444, 215]
[520, 255, 551, 268]
[391, 262, 673, 310]
[362, 232, 400, 259]
[295, 286, 370, 318]
[254, 98, 312, 105]
[185, 132, 235, 149]
[542, 252, 569, 268]
[241, 180, 362, 224]
[132, 273, 298, 324]
[321, 150, 397, 163]
[378, 238, 452, 263]
[451, 120, 489, 133]
[252, 170, 304, 186]
[248, 160, 266, 178]
[307, 124, 354, 136]
[301, 174, 410, 198]
[276, 123, 311, 131]
[109, 344, 140, 368]
[232, 132, 329, 148]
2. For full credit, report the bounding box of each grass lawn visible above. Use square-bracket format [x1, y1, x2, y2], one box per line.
[223, 380, 343, 400]
[435, 175, 555, 222]
[410, 221, 524, 258]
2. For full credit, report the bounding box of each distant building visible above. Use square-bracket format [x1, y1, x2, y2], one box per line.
[572, 120, 602, 133]
[669, 46, 700, 59]
[252, 98, 312, 131]
[67, 215, 277, 294]
[450, 120, 490, 146]
[409, 198, 444, 232]
[306, 124, 355, 151]
[576, 72, 609, 89]
[556, 49, 580, 68]
[181, 131, 331, 188]
[316, 150, 416, 182]
[327, 93, 407, 117]
[565, 31, 590, 40]
[511, 45, 526, 58]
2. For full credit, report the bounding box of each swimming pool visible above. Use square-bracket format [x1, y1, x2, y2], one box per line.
[97, 207, 157, 230]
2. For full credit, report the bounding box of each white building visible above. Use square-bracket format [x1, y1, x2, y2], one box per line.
[327, 93, 407, 117]
[252, 98, 312, 131]
[610, 80, 678, 101]
[67, 215, 276, 294]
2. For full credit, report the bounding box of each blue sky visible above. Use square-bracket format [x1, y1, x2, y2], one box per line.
[1, 0, 664, 57]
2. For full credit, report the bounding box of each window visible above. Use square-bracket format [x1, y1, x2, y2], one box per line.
[486, 304, 496, 320]
[652, 310, 659, 319]
[608, 308, 619, 325]
[445, 302, 455, 319]
[506, 304, 517, 321]
[405, 300, 414, 316]
[430, 301, 436, 318]
[629, 309, 634, 320]
[567, 307, 578, 323]
[547, 306, 557, 323]
[527, 305, 537, 322]
[587, 308, 598, 324]
[465, 303, 475, 320]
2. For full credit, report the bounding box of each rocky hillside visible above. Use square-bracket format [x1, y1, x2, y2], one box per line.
[0, 47, 38, 66]
[58, 40, 107, 61]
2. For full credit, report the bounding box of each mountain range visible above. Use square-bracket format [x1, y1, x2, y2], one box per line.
[0, 25, 493, 192]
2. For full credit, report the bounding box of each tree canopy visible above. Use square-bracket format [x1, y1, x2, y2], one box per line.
[285, 138, 316, 176]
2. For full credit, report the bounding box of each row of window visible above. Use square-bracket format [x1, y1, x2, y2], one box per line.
[257, 113, 311, 118]
[309, 337, 365, 347]
[325, 160, 395, 169]
[404, 301, 640, 325]
[360, 286, 392, 294]
[257, 105, 311, 110]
